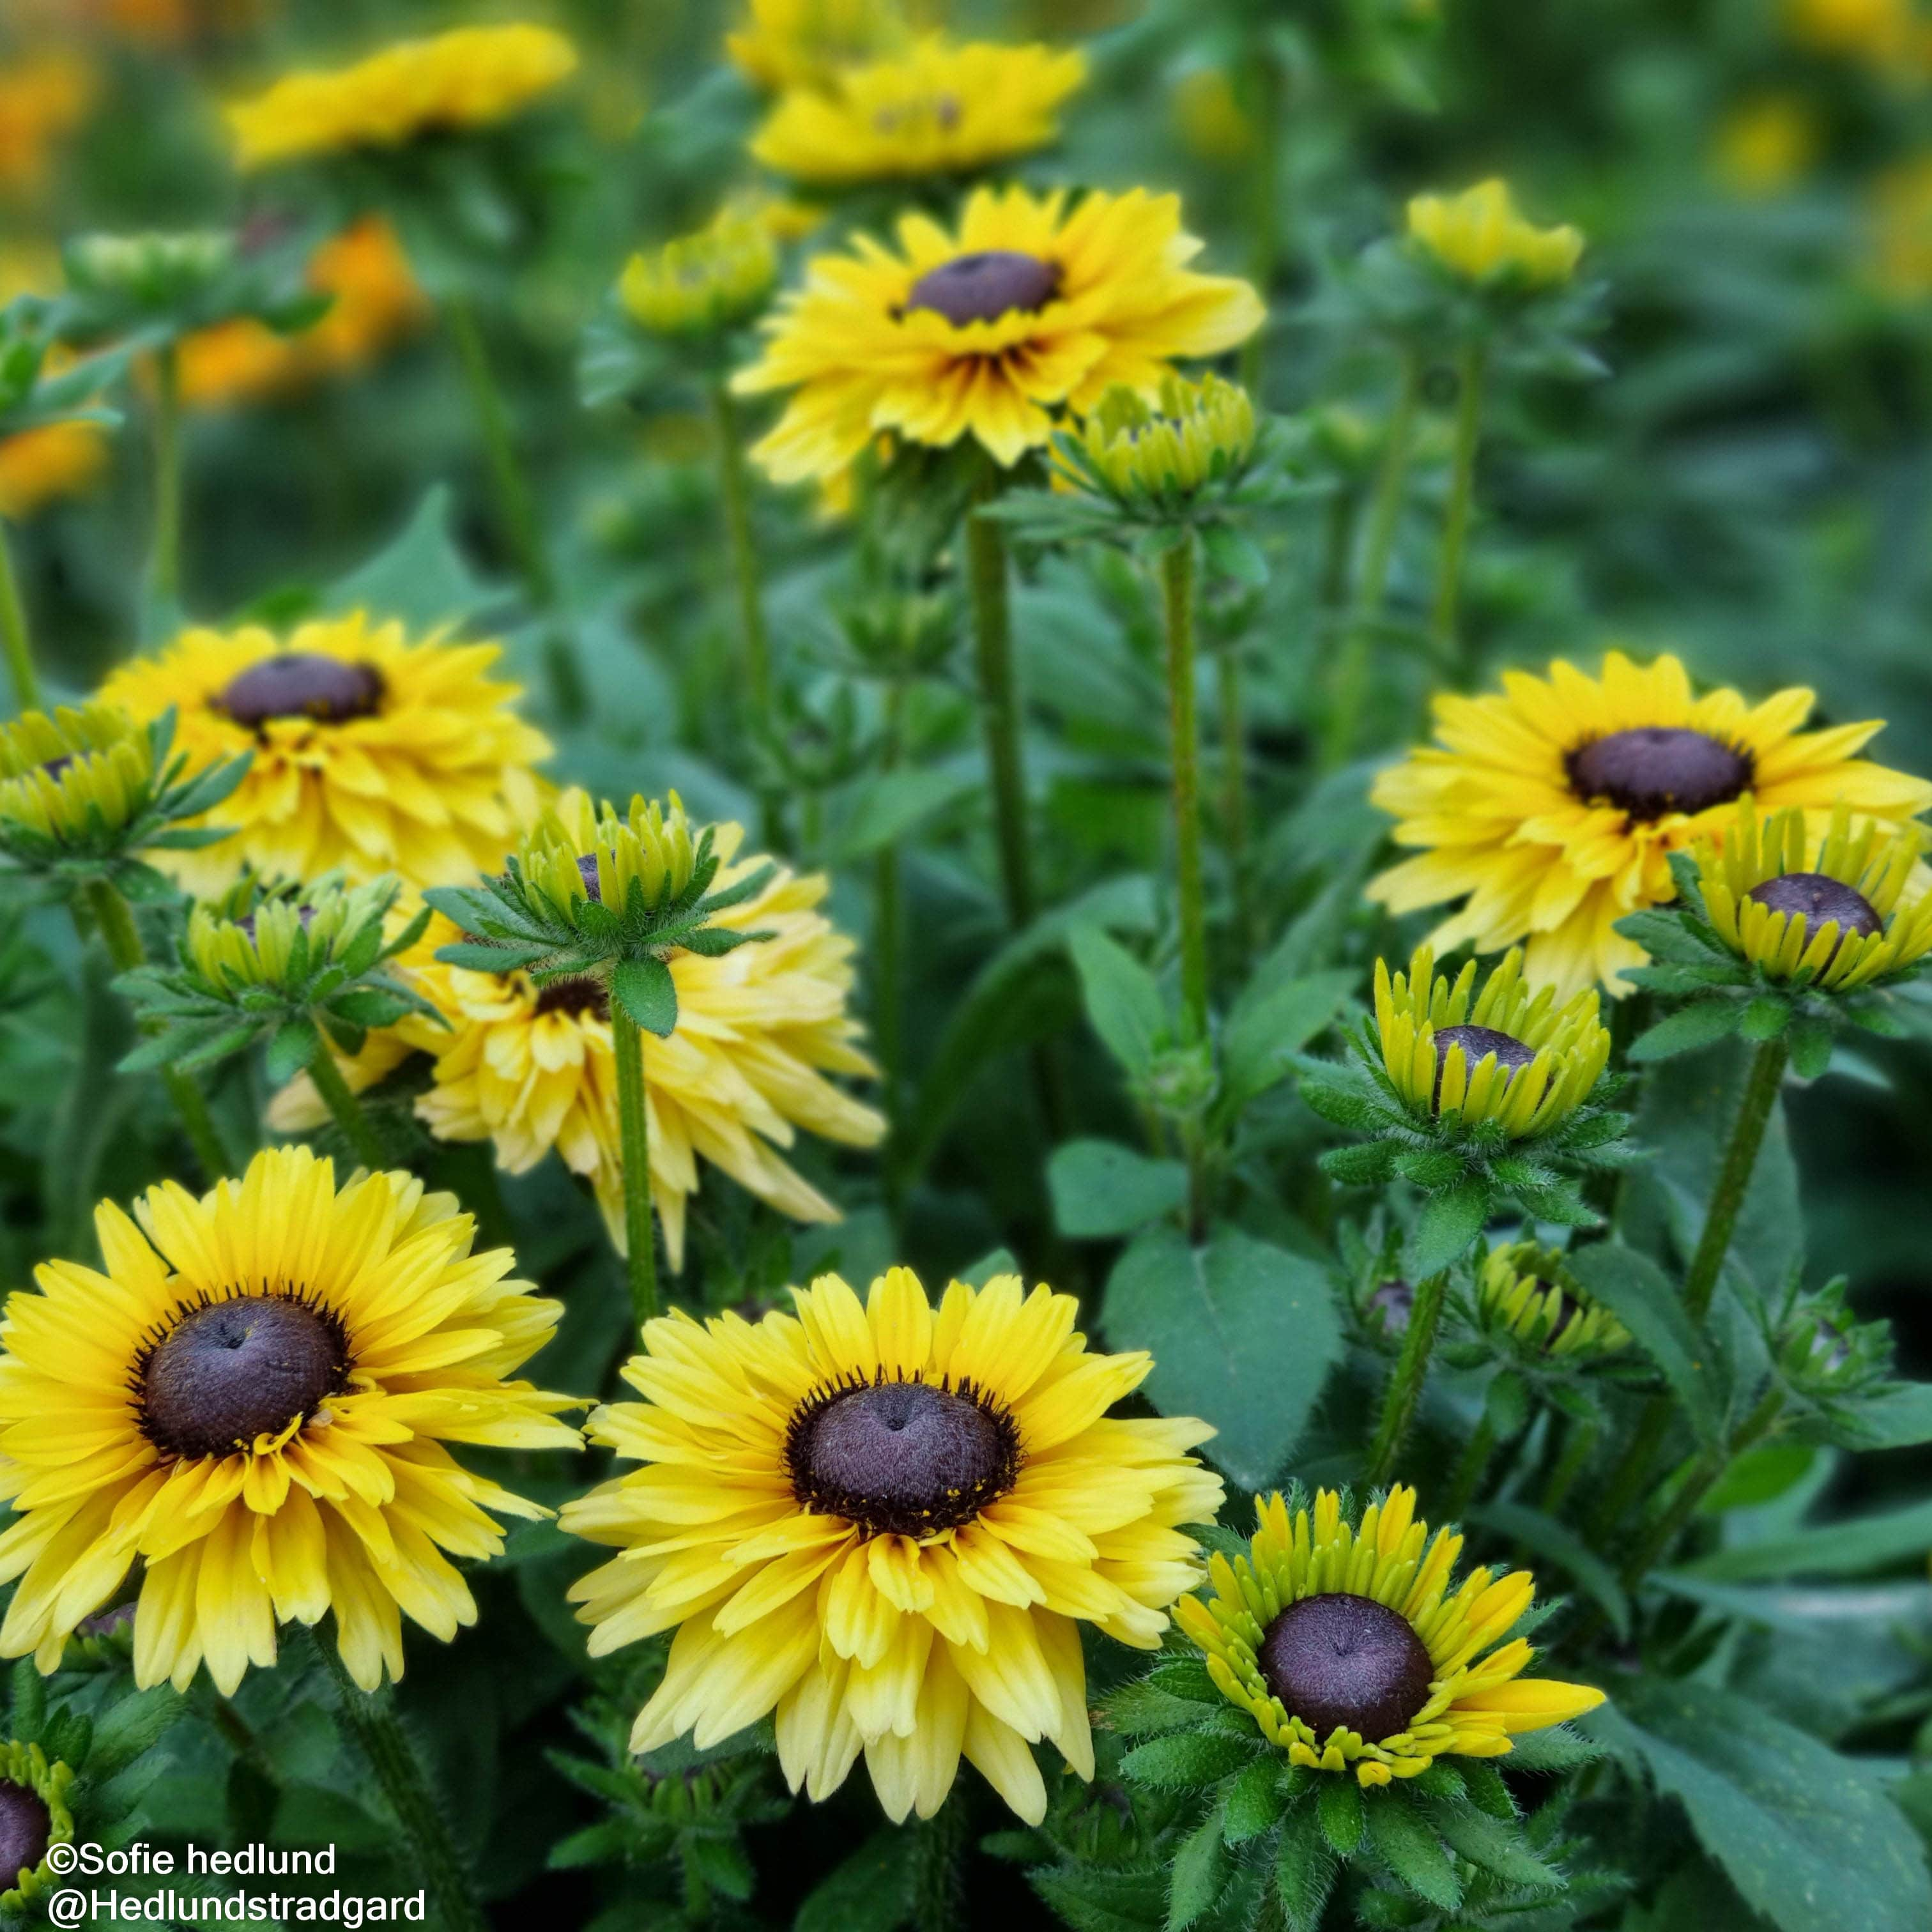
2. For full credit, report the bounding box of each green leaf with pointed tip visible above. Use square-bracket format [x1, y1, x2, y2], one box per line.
[1365, 1796, 1460, 1910]
[1319, 1142, 1397, 1185]
[1167, 1803, 1229, 1931]
[1120, 1732, 1257, 1791]
[435, 940, 551, 973]
[1428, 1800, 1561, 1887]
[1740, 994, 1792, 1041]
[613, 954, 677, 1036]
[1275, 1800, 1337, 1932]
[1069, 923, 1167, 1078]
[1223, 1758, 1289, 1843]
[1316, 1776, 1363, 1856]
[1631, 1001, 1742, 1061]
[1405, 1181, 1491, 1278]
[1567, 1242, 1721, 1445]
[266, 1016, 323, 1089]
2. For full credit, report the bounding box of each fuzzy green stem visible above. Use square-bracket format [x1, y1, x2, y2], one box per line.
[0, 517, 42, 712]
[83, 878, 228, 1183]
[150, 341, 183, 613]
[1215, 643, 1254, 971]
[1366, 1269, 1448, 1488]
[910, 1795, 969, 1932]
[314, 1630, 487, 1932]
[445, 293, 553, 608]
[610, 995, 659, 1328]
[1443, 1414, 1496, 1520]
[1162, 539, 1209, 1046]
[1538, 1414, 1598, 1519]
[1323, 349, 1423, 771]
[965, 480, 1034, 931]
[1430, 339, 1488, 672]
[306, 1040, 388, 1172]
[1618, 1388, 1785, 1593]
[1683, 1038, 1789, 1322]
[710, 376, 772, 715]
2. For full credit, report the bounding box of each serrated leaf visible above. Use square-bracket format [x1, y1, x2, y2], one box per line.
[613, 954, 677, 1036]
[1630, 1002, 1742, 1062]
[1364, 1797, 1460, 1910]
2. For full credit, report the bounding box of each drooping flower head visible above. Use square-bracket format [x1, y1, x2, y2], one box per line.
[97, 613, 551, 896]
[726, 0, 911, 91]
[733, 183, 1264, 482]
[1475, 1243, 1629, 1360]
[0, 1739, 72, 1911]
[619, 212, 779, 341]
[1406, 179, 1583, 290]
[226, 23, 579, 171]
[1178, 1487, 1604, 1788]
[749, 37, 1087, 187]
[562, 1268, 1222, 1825]
[0, 1146, 582, 1692]
[1367, 651, 1932, 996]
[1375, 945, 1610, 1137]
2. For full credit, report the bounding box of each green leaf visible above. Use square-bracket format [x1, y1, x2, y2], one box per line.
[1567, 1243, 1721, 1445]
[1108, 1679, 1225, 1738]
[1459, 1760, 1519, 1815]
[10, 1661, 44, 1744]
[795, 1828, 914, 1932]
[1674, 1496, 1932, 1582]
[1200, 521, 1269, 586]
[1031, 1868, 1167, 1932]
[322, 484, 508, 629]
[1739, 994, 1792, 1041]
[1698, 1442, 1814, 1512]
[1831, 1382, 1932, 1450]
[1630, 1002, 1742, 1061]
[829, 766, 979, 862]
[1223, 1758, 1289, 1843]
[1068, 923, 1168, 1079]
[1427, 1802, 1560, 1887]
[1405, 1181, 1491, 1279]
[1499, 1726, 1599, 1774]
[1599, 1674, 1932, 1932]
[1048, 1138, 1188, 1239]
[1168, 1803, 1229, 1931]
[613, 955, 677, 1036]
[1788, 1013, 1834, 1080]
[1120, 1731, 1258, 1791]
[1274, 1800, 1337, 1932]
[1220, 969, 1356, 1108]
[1319, 1142, 1396, 1185]
[88, 1683, 185, 1780]
[1316, 1775, 1363, 1856]
[1470, 1499, 1630, 1641]
[1363, 1797, 1461, 1910]
[434, 940, 549, 972]
[1103, 1227, 1343, 1489]
[266, 1017, 322, 1089]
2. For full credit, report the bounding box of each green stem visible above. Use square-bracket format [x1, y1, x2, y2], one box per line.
[1365, 1270, 1448, 1488]
[313, 1630, 487, 1932]
[1216, 641, 1254, 972]
[1162, 539, 1209, 1046]
[1618, 1388, 1784, 1593]
[82, 878, 228, 1183]
[0, 517, 42, 712]
[1443, 1414, 1496, 1520]
[1323, 348, 1423, 771]
[610, 995, 658, 1328]
[1538, 1414, 1598, 1519]
[306, 1039, 388, 1171]
[1430, 339, 1488, 673]
[1683, 1038, 1789, 1322]
[910, 1795, 969, 1932]
[710, 376, 771, 715]
[445, 293, 553, 607]
[875, 678, 907, 1137]
[965, 479, 1034, 931]
[150, 340, 182, 613]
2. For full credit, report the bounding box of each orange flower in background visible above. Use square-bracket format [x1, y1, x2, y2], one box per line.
[0, 422, 107, 521]
[177, 218, 430, 410]
[0, 51, 95, 196]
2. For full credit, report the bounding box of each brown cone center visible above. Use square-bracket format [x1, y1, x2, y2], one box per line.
[788, 1380, 1018, 1538]
[1258, 1592, 1435, 1745]
[139, 1294, 348, 1460]
[1432, 1023, 1535, 1107]
[905, 250, 1061, 326]
[534, 976, 609, 1019]
[0, 1779, 50, 1884]
[1565, 726, 1751, 820]
[1746, 871, 1882, 949]
[220, 653, 383, 728]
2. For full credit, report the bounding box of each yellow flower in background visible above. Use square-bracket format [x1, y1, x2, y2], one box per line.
[735, 182, 1264, 482]
[1693, 799, 1932, 992]
[98, 613, 551, 896]
[1785, 0, 1922, 68]
[1367, 651, 1932, 996]
[562, 1268, 1222, 1823]
[178, 218, 429, 410]
[0, 420, 106, 520]
[727, 0, 912, 91]
[620, 211, 779, 339]
[1712, 94, 1820, 198]
[1373, 945, 1611, 1136]
[0, 1146, 581, 1692]
[1179, 1487, 1604, 1788]
[1406, 179, 1584, 289]
[0, 50, 95, 197]
[226, 23, 579, 171]
[1171, 67, 1254, 164]
[750, 37, 1085, 187]
[1476, 1244, 1629, 1359]
[270, 823, 885, 1271]
[1870, 153, 1932, 298]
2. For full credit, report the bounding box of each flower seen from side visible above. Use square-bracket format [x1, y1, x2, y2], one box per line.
[1406, 179, 1583, 290]
[619, 211, 779, 341]
[1057, 372, 1257, 512]
[0, 1738, 73, 1910]
[1475, 1243, 1629, 1360]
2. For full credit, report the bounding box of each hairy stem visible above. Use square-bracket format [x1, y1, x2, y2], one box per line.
[910, 1794, 969, 1932]
[0, 516, 42, 712]
[1683, 1038, 1789, 1321]
[305, 1040, 388, 1171]
[1430, 339, 1488, 673]
[445, 293, 553, 607]
[1162, 538, 1209, 1046]
[1365, 1269, 1448, 1488]
[610, 994, 659, 1327]
[965, 479, 1034, 931]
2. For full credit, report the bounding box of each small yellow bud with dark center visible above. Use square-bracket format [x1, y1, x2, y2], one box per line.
[620, 215, 779, 339]
[1068, 373, 1256, 509]
[521, 787, 700, 918]
[0, 703, 155, 850]
[1477, 1243, 1630, 1358]
[185, 875, 392, 992]
[1406, 179, 1584, 289]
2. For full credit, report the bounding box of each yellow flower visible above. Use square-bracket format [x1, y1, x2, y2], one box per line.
[1367, 650, 1932, 997]
[1712, 95, 1820, 198]
[1171, 68, 1254, 164]
[735, 182, 1264, 482]
[226, 23, 579, 172]
[0, 51, 95, 197]
[1374, 945, 1610, 1136]
[1065, 372, 1255, 507]
[1476, 1243, 1629, 1358]
[0, 703, 153, 850]
[0, 1146, 581, 1692]
[620, 212, 779, 339]
[270, 827, 885, 1270]
[1870, 152, 1932, 298]
[1406, 179, 1583, 289]
[1178, 1486, 1604, 1788]
[749, 36, 1086, 187]
[561, 1267, 1222, 1823]
[178, 218, 429, 410]
[726, 0, 911, 91]
[1694, 798, 1932, 993]
[0, 1738, 73, 1910]
[0, 419, 107, 520]
[1785, 0, 1919, 66]
[97, 613, 551, 897]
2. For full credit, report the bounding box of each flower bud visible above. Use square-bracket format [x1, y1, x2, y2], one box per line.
[1406, 179, 1583, 290]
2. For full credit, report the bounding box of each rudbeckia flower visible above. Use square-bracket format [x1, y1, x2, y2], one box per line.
[97, 613, 551, 896]
[1475, 1243, 1629, 1359]
[1367, 651, 1932, 996]
[561, 1268, 1222, 1824]
[1179, 1486, 1604, 1788]
[0, 1147, 582, 1692]
[726, 0, 910, 91]
[0, 1739, 72, 1912]
[1406, 179, 1583, 289]
[733, 183, 1264, 482]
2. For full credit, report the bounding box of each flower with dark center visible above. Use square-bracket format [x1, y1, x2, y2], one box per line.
[218, 652, 383, 729]
[0, 1780, 49, 1887]
[533, 976, 609, 1020]
[38, 755, 70, 782]
[137, 1294, 349, 1460]
[1431, 1023, 1535, 1107]
[904, 250, 1061, 326]
[786, 1377, 1020, 1539]
[1366, 1280, 1413, 1337]
[1257, 1592, 1436, 1745]
[1565, 726, 1752, 823]
[1746, 871, 1882, 967]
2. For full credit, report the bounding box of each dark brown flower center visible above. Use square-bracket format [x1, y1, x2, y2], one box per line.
[1565, 726, 1751, 821]
[1746, 872, 1882, 962]
[1258, 1592, 1435, 1744]
[0, 1779, 49, 1886]
[905, 250, 1061, 326]
[219, 653, 383, 728]
[576, 854, 603, 901]
[1432, 1024, 1535, 1107]
[138, 1294, 349, 1460]
[78, 1601, 137, 1639]
[534, 975, 609, 1020]
[39, 755, 71, 782]
[786, 1379, 1019, 1538]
